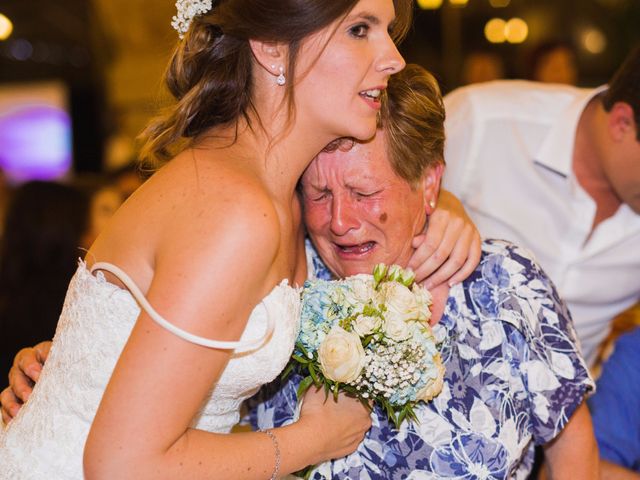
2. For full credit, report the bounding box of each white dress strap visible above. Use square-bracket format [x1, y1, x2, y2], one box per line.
[90, 262, 275, 350]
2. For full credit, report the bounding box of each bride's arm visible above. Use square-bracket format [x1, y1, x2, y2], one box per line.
[84, 191, 370, 479]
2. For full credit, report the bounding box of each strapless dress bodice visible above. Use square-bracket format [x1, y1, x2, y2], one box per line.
[0, 263, 301, 479]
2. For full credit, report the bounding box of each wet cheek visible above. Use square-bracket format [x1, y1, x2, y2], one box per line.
[304, 206, 330, 232]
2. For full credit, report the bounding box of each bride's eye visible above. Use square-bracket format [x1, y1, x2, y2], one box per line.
[349, 23, 370, 39]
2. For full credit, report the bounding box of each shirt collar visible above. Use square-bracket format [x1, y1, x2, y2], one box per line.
[535, 85, 607, 177]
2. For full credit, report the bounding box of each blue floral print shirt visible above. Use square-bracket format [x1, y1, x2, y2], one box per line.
[247, 239, 594, 479]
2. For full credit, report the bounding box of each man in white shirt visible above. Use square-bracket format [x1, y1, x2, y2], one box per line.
[442, 47, 640, 368]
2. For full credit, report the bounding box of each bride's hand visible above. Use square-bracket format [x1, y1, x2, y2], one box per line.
[0, 341, 51, 424]
[408, 189, 481, 290]
[297, 387, 371, 462]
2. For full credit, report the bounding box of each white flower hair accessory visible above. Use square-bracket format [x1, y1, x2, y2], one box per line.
[171, 0, 213, 38]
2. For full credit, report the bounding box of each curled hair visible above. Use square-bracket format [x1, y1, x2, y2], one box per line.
[140, 0, 413, 167]
[602, 45, 640, 141]
[381, 63, 446, 185]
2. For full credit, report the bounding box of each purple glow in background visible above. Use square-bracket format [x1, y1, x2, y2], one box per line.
[0, 105, 72, 183]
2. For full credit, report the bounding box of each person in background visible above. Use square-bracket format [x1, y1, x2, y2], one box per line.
[438, 45, 640, 368]
[528, 40, 579, 85]
[0, 169, 12, 240]
[0, 181, 88, 391]
[460, 50, 505, 86]
[106, 161, 147, 199]
[588, 327, 640, 479]
[73, 174, 124, 249]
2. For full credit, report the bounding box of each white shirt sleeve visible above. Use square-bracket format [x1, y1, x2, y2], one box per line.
[442, 87, 479, 202]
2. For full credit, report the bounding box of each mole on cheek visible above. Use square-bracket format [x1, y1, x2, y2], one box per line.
[379, 212, 388, 223]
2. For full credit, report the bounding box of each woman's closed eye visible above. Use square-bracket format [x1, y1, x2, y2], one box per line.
[354, 190, 380, 199]
[306, 190, 331, 202]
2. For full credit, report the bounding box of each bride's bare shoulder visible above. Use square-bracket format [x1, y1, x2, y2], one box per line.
[91, 149, 280, 270]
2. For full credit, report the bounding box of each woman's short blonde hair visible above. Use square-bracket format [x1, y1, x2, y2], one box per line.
[381, 64, 446, 186]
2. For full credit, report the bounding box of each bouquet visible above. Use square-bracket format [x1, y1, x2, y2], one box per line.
[284, 264, 445, 428]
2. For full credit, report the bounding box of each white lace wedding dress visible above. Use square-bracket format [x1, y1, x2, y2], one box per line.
[0, 262, 301, 479]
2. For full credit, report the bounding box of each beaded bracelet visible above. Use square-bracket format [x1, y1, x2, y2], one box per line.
[262, 429, 281, 480]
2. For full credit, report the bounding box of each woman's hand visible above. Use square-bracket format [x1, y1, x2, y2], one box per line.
[1, 341, 51, 424]
[408, 190, 481, 289]
[298, 387, 371, 463]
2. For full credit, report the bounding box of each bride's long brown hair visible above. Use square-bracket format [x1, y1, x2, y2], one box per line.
[139, 0, 412, 167]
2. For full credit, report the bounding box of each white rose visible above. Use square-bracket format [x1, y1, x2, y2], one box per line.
[343, 275, 376, 308]
[412, 283, 433, 323]
[352, 314, 381, 336]
[318, 326, 366, 383]
[380, 282, 418, 322]
[417, 359, 445, 402]
[350, 275, 376, 303]
[383, 311, 411, 341]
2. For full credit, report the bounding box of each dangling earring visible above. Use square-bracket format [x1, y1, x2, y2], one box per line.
[276, 66, 286, 86]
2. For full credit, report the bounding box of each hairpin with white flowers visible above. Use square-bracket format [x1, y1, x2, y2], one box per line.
[171, 0, 213, 38]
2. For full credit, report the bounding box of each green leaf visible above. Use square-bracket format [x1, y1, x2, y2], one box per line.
[308, 363, 321, 386]
[281, 362, 295, 380]
[397, 408, 407, 426]
[292, 354, 310, 364]
[296, 375, 314, 399]
[292, 465, 316, 479]
[323, 383, 331, 399]
[296, 342, 312, 360]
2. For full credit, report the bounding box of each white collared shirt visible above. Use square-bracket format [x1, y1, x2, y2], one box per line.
[442, 80, 640, 366]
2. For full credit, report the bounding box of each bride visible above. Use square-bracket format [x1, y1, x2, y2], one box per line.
[0, 0, 411, 478]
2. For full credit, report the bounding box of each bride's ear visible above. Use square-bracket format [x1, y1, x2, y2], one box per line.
[249, 39, 288, 82]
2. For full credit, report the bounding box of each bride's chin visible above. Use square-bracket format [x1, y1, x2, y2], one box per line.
[348, 122, 378, 143]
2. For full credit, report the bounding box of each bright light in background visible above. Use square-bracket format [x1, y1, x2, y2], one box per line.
[581, 28, 607, 54]
[0, 82, 73, 183]
[449, 0, 469, 5]
[417, 0, 443, 9]
[485, 18, 507, 43]
[489, 0, 511, 7]
[485, 17, 529, 44]
[0, 13, 13, 41]
[505, 17, 528, 43]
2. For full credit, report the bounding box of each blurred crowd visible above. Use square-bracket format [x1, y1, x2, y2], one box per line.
[460, 39, 579, 87]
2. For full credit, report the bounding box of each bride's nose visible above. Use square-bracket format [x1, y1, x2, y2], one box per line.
[376, 36, 405, 75]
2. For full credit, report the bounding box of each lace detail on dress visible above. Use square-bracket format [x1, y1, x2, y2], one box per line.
[0, 262, 301, 479]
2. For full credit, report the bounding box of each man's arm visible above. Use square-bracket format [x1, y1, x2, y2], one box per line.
[601, 461, 640, 480]
[589, 328, 640, 474]
[0, 341, 50, 424]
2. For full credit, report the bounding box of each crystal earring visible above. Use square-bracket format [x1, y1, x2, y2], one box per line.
[429, 199, 436, 209]
[276, 66, 286, 86]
